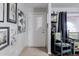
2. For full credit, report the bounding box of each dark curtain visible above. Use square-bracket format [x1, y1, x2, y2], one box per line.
[58, 12, 67, 42]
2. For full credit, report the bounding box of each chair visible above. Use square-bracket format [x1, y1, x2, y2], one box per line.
[54, 32, 72, 55]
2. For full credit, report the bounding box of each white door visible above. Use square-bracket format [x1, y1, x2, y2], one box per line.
[33, 12, 47, 47]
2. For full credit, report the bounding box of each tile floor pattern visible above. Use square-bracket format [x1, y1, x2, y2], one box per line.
[20, 47, 49, 56]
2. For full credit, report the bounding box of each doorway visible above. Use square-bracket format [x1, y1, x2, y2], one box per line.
[33, 10, 47, 47]
[20, 8, 48, 56]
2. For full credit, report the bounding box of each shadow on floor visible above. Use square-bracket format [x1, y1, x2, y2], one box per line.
[36, 47, 47, 53]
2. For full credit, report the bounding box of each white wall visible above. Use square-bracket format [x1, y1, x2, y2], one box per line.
[0, 3, 28, 56]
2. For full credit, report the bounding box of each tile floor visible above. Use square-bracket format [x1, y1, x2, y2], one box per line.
[20, 47, 49, 56]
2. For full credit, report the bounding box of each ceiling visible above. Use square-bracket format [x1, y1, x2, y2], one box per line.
[19, 3, 79, 8]
[52, 3, 79, 8]
[24, 3, 48, 8]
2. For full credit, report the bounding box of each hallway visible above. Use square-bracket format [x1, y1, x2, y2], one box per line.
[20, 47, 49, 56]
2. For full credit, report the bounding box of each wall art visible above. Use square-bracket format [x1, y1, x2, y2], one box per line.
[0, 3, 4, 22]
[17, 9, 26, 33]
[7, 3, 17, 23]
[0, 27, 9, 50]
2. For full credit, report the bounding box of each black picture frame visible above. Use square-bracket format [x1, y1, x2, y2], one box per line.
[0, 27, 9, 50]
[0, 3, 4, 22]
[7, 3, 17, 23]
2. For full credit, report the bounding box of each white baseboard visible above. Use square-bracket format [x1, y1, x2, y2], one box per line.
[48, 51, 51, 55]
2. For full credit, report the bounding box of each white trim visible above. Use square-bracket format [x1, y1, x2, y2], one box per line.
[47, 3, 52, 55]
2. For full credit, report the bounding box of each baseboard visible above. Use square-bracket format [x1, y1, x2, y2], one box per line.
[25, 45, 46, 48]
[48, 51, 51, 55]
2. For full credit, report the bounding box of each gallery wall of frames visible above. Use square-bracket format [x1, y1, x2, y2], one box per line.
[0, 3, 26, 51]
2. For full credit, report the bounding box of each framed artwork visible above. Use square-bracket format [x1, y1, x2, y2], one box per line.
[51, 13, 57, 22]
[7, 3, 17, 23]
[0, 27, 9, 50]
[17, 9, 26, 33]
[0, 3, 4, 22]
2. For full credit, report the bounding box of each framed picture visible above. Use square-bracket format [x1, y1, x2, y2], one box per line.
[7, 3, 17, 23]
[0, 27, 9, 50]
[51, 13, 57, 22]
[17, 9, 26, 33]
[0, 3, 4, 22]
